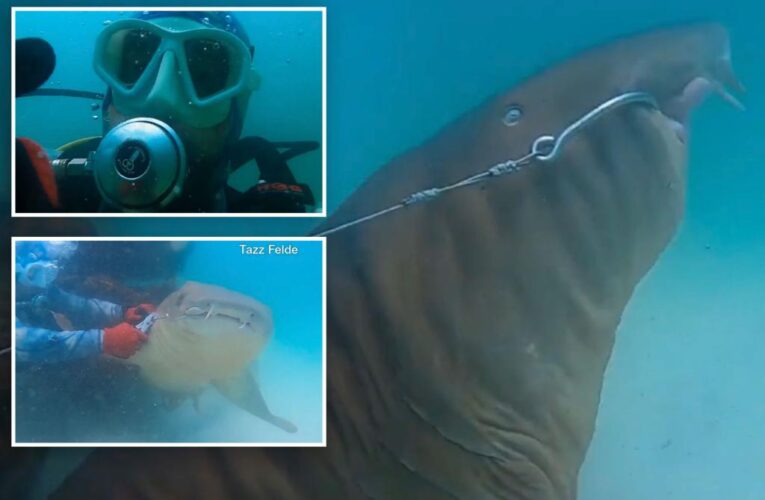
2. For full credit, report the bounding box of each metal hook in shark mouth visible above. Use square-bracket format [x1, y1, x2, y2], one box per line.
[178, 302, 258, 329]
[316, 92, 659, 236]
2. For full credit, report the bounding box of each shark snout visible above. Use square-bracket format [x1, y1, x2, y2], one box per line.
[650, 26, 745, 143]
[665, 60, 744, 122]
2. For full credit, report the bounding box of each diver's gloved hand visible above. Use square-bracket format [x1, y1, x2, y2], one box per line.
[124, 304, 157, 324]
[102, 322, 148, 359]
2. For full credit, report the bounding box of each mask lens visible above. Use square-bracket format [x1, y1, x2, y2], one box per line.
[103, 28, 161, 88]
[119, 29, 162, 87]
[184, 38, 232, 99]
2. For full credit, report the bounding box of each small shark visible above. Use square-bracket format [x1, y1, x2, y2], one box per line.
[128, 281, 297, 434]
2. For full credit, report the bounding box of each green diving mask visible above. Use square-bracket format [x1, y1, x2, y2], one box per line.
[93, 17, 261, 128]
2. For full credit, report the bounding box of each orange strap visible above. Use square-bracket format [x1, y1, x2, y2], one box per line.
[19, 137, 59, 208]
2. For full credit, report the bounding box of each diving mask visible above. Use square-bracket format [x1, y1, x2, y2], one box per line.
[93, 17, 260, 128]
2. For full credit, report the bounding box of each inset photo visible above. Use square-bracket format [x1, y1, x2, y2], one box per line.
[11, 237, 325, 446]
[12, 8, 326, 216]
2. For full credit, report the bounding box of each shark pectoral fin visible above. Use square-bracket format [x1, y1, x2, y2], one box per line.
[213, 370, 298, 434]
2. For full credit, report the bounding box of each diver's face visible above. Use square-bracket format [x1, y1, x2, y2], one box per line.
[102, 18, 242, 171]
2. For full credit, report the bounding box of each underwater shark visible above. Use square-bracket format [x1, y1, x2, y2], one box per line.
[50, 23, 743, 499]
[129, 281, 297, 434]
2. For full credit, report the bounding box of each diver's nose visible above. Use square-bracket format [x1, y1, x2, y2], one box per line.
[144, 52, 187, 120]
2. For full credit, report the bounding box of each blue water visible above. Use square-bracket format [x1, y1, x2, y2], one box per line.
[5, 0, 765, 498]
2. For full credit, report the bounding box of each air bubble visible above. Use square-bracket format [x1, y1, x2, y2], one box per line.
[103, 20, 112, 26]
[91, 102, 100, 111]
[92, 114, 99, 120]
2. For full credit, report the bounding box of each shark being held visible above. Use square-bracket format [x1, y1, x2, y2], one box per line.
[129, 281, 297, 434]
[53, 23, 742, 499]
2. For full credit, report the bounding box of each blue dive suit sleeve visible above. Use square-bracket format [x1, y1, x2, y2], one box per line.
[15, 318, 102, 364]
[45, 286, 124, 328]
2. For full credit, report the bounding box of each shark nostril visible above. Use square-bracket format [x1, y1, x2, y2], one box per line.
[503, 105, 524, 127]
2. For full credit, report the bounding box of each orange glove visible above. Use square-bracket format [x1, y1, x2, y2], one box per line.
[103, 322, 148, 359]
[124, 303, 157, 324]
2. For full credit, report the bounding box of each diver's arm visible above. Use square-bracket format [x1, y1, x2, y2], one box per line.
[15, 319, 147, 364]
[44, 286, 124, 328]
[15, 318, 102, 364]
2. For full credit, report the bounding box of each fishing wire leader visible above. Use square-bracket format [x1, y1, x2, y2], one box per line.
[316, 91, 658, 237]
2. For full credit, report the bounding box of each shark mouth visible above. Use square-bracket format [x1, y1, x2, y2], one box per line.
[661, 59, 745, 143]
[183, 304, 258, 330]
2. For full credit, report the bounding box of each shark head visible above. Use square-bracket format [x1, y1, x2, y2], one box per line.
[491, 22, 744, 163]
[613, 23, 745, 141]
[132, 281, 295, 433]
[157, 280, 273, 352]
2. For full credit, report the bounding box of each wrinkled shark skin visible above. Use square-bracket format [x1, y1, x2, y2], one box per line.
[128, 281, 297, 434]
[53, 24, 741, 500]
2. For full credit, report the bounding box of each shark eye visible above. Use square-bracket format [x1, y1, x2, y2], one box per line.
[184, 306, 206, 315]
[503, 104, 523, 126]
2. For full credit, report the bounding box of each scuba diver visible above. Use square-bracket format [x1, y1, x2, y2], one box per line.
[17, 11, 318, 213]
[15, 241, 155, 363]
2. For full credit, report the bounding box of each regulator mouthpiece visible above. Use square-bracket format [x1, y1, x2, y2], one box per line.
[93, 117, 187, 211]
